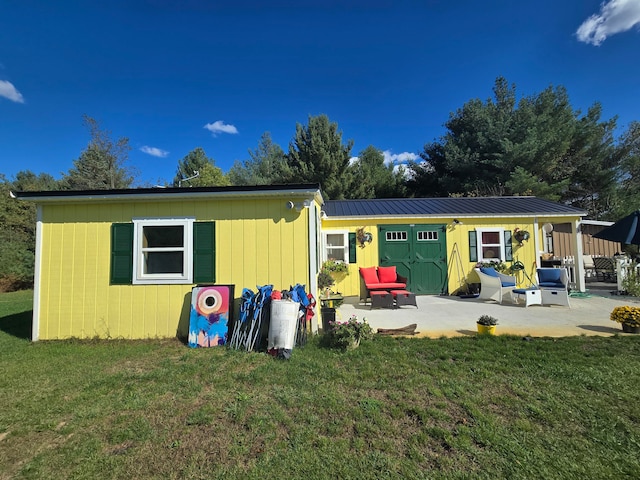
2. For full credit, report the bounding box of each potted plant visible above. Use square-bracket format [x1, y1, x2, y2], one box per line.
[325, 315, 373, 350]
[610, 306, 640, 333]
[477, 314, 498, 335]
[318, 260, 349, 298]
[318, 270, 335, 297]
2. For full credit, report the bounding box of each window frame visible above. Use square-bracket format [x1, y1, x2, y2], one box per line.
[132, 217, 195, 285]
[323, 230, 349, 263]
[476, 227, 506, 262]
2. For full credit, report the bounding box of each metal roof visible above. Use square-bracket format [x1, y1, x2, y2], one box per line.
[323, 196, 586, 218]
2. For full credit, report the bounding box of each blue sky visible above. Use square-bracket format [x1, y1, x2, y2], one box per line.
[1, 0, 639, 186]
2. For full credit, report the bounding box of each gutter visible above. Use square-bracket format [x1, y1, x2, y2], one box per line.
[11, 187, 325, 206]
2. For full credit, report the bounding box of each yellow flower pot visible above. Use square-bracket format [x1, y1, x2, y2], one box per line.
[477, 324, 497, 335]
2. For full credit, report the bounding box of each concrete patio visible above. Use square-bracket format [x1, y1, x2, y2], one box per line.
[333, 283, 640, 338]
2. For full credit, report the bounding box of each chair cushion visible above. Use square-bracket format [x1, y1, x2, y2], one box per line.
[480, 267, 499, 277]
[538, 269, 563, 288]
[378, 266, 397, 283]
[359, 267, 379, 285]
[368, 282, 406, 290]
[501, 280, 516, 287]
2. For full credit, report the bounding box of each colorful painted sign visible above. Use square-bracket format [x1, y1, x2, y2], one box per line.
[188, 285, 234, 347]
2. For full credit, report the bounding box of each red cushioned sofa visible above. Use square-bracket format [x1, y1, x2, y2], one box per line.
[359, 266, 407, 303]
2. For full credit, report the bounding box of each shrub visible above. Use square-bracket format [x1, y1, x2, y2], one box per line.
[325, 315, 373, 350]
[610, 306, 640, 327]
[621, 269, 640, 297]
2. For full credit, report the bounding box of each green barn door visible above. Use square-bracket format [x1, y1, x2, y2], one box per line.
[379, 224, 447, 294]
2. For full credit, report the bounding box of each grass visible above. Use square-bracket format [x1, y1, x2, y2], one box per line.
[1, 291, 640, 479]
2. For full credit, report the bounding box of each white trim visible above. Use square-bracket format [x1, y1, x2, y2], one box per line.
[534, 217, 541, 269]
[132, 217, 195, 285]
[12, 189, 324, 205]
[32, 205, 43, 341]
[476, 227, 506, 262]
[581, 219, 614, 226]
[574, 219, 586, 292]
[324, 213, 586, 221]
[308, 204, 319, 333]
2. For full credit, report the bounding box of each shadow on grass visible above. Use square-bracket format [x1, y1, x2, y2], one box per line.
[0, 310, 32, 340]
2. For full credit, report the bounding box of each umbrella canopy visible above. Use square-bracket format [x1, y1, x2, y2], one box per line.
[593, 210, 640, 245]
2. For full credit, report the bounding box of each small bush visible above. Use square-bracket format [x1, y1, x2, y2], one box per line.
[477, 315, 499, 326]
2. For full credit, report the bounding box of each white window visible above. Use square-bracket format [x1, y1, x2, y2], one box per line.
[133, 218, 194, 285]
[476, 228, 506, 262]
[386, 231, 408, 241]
[323, 231, 348, 263]
[417, 230, 438, 241]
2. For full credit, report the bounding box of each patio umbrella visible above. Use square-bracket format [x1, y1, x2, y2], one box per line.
[593, 210, 640, 245]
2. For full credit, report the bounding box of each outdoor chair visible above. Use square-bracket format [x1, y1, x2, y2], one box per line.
[593, 256, 616, 282]
[536, 267, 571, 307]
[475, 267, 516, 304]
[583, 254, 596, 281]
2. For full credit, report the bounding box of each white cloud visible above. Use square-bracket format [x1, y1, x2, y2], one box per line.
[203, 120, 239, 136]
[140, 146, 169, 158]
[0, 80, 24, 103]
[383, 150, 418, 166]
[576, 0, 640, 46]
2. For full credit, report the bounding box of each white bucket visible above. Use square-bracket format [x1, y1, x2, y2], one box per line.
[268, 300, 299, 349]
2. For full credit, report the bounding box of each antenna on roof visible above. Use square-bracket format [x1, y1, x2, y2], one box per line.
[178, 170, 200, 187]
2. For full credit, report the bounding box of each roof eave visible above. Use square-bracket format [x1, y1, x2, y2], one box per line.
[11, 186, 324, 205]
[324, 212, 587, 221]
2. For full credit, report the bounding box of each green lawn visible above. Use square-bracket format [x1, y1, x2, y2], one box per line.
[1, 291, 640, 479]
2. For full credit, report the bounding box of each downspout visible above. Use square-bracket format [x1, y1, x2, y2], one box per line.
[32, 204, 43, 341]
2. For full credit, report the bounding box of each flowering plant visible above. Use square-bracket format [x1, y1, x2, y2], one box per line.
[477, 315, 499, 326]
[326, 315, 374, 350]
[610, 306, 640, 327]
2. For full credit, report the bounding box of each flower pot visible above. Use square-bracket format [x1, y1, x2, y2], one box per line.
[321, 307, 336, 332]
[622, 323, 640, 334]
[347, 338, 361, 350]
[477, 324, 497, 335]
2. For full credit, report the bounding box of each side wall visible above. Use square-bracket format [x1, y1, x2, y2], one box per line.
[38, 198, 310, 340]
[322, 216, 580, 297]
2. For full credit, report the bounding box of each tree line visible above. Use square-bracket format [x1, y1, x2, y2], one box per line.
[2, 78, 639, 291]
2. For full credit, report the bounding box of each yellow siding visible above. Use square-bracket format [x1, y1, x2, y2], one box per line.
[38, 198, 309, 340]
[322, 216, 581, 297]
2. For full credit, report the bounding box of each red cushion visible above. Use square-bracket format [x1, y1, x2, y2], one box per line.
[359, 267, 379, 285]
[377, 266, 397, 283]
[370, 290, 390, 296]
[368, 282, 406, 290]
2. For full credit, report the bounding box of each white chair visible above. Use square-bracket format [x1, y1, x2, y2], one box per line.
[475, 267, 517, 304]
[583, 255, 595, 280]
[536, 267, 571, 307]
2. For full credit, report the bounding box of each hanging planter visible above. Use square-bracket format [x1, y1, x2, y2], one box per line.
[514, 228, 530, 246]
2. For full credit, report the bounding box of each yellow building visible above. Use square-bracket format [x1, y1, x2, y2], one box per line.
[13, 186, 586, 341]
[320, 197, 586, 300]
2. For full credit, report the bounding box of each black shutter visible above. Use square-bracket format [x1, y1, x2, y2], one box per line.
[111, 223, 133, 285]
[348, 232, 357, 263]
[193, 222, 215, 283]
[504, 230, 513, 261]
[469, 231, 477, 262]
